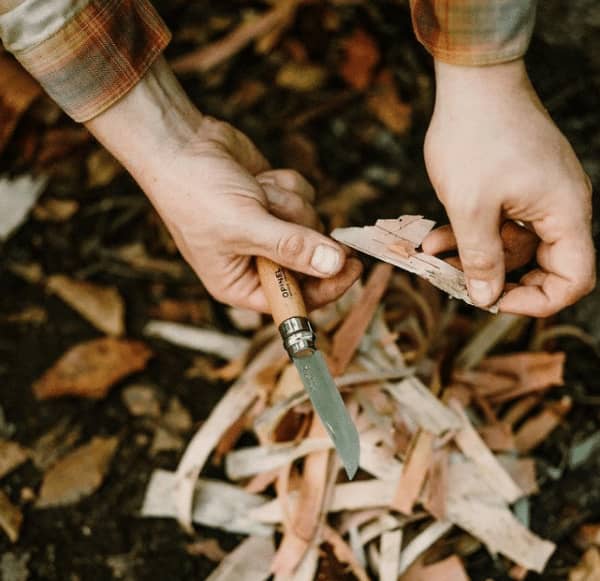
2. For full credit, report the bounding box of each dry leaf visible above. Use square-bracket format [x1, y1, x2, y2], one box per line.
[0, 440, 29, 480]
[367, 70, 412, 134]
[570, 548, 600, 581]
[33, 338, 152, 399]
[0, 490, 22, 542]
[86, 148, 123, 188]
[186, 538, 227, 561]
[36, 436, 119, 508]
[339, 28, 380, 90]
[115, 243, 187, 278]
[276, 62, 328, 91]
[0, 54, 41, 155]
[121, 384, 161, 417]
[32, 198, 79, 222]
[47, 275, 125, 336]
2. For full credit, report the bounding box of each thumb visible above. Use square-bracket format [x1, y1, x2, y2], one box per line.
[244, 213, 345, 278]
[448, 203, 505, 307]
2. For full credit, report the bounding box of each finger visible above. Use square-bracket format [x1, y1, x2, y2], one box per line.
[260, 183, 322, 231]
[499, 232, 595, 317]
[446, 201, 505, 307]
[303, 257, 363, 311]
[257, 170, 316, 203]
[422, 225, 456, 255]
[501, 221, 539, 271]
[242, 210, 346, 278]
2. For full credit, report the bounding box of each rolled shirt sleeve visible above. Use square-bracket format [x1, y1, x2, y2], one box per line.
[0, 0, 171, 121]
[409, 0, 538, 66]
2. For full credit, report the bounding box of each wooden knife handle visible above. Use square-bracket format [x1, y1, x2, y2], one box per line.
[256, 257, 307, 326]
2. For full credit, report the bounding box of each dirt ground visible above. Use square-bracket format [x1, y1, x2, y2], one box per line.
[0, 1, 599, 579]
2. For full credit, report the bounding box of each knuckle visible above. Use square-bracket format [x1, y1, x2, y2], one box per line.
[460, 248, 497, 273]
[276, 232, 306, 259]
[276, 169, 304, 191]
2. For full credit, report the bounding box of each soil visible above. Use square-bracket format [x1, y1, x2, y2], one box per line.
[0, 1, 599, 580]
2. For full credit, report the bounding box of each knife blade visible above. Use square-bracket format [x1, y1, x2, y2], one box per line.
[256, 257, 360, 479]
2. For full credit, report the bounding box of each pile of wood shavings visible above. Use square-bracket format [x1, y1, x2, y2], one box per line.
[141, 262, 572, 580]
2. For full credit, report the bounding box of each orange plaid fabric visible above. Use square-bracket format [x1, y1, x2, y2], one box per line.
[0, 0, 536, 122]
[0, 0, 170, 121]
[410, 0, 537, 65]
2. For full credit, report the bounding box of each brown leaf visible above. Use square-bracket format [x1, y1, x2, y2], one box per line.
[276, 62, 328, 91]
[33, 338, 152, 400]
[0, 54, 42, 156]
[32, 198, 79, 222]
[186, 538, 227, 561]
[339, 28, 380, 90]
[36, 436, 119, 508]
[86, 148, 123, 188]
[367, 70, 412, 134]
[0, 490, 22, 542]
[570, 548, 600, 581]
[47, 275, 125, 336]
[0, 440, 29, 480]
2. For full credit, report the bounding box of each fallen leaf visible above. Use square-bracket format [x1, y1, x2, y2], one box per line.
[0, 175, 48, 241]
[186, 538, 227, 561]
[47, 275, 125, 336]
[339, 28, 380, 90]
[33, 338, 152, 399]
[121, 384, 161, 418]
[6, 261, 44, 284]
[570, 548, 600, 581]
[36, 436, 119, 508]
[0, 490, 22, 542]
[86, 148, 123, 188]
[0, 54, 41, 155]
[276, 62, 328, 91]
[33, 198, 79, 222]
[367, 70, 412, 134]
[0, 440, 29, 480]
[115, 243, 187, 278]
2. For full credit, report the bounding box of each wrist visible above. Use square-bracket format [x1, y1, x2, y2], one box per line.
[433, 58, 532, 105]
[85, 56, 204, 173]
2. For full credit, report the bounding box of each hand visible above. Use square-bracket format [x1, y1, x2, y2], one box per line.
[423, 59, 595, 317]
[86, 57, 361, 311]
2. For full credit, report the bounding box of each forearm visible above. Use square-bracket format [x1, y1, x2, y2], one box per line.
[85, 56, 203, 174]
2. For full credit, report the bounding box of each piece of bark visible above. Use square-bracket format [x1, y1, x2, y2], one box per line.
[33, 338, 152, 400]
[172, 0, 301, 73]
[332, 216, 498, 312]
[401, 555, 470, 581]
[47, 275, 125, 336]
[205, 536, 275, 581]
[0, 490, 22, 542]
[391, 429, 434, 514]
[379, 528, 403, 581]
[0, 54, 41, 155]
[398, 520, 454, 575]
[386, 377, 462, 436]
[329, 262, 393, 375]
[144, 320, 250, 361]
[36, 436, 119, 508]
[450, 401, 522, 503]
[0, 174, 48, 242]
[478, 423, 516, 452]
[323, 525, 371, 581]
[514, 396, 572, 453]
[142, 470, 273, 537]
[360, 431, 404, 481]
[444, 457, 555, 573]
[502, 396, 541, 427]
[174, 338, 284, 531]
[225, 438, 331, 480]
[497, 456, 539, 496]
[0, 440, 29, 480]
[422, 446, 449, 521]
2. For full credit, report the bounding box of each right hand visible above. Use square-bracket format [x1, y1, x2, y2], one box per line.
[131, 117, 362, 312]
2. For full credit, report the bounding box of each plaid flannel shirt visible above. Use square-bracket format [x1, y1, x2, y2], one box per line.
[0, 0, 536, 123]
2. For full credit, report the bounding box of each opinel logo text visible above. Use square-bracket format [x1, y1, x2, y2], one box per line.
[275, 268, 290, 298]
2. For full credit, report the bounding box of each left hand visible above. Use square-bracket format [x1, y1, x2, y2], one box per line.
[423, 59, 595, 317]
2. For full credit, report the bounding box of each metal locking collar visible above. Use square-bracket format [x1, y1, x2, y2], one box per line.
[278, 316, 316, 359]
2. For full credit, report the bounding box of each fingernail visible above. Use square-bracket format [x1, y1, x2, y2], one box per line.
[468, 279, 494, 305]
[311, 245, 341, 275]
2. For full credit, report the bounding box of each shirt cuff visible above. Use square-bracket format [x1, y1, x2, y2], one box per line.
[1, 0, 171, 122]
[409, 0, 537, 66]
